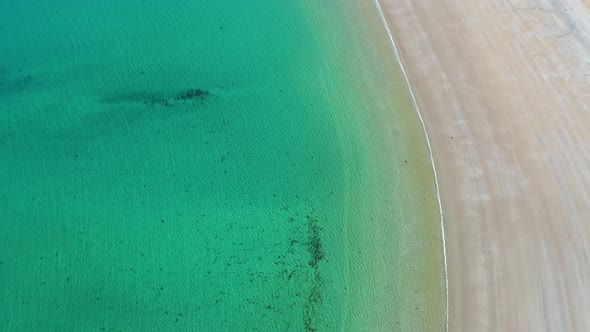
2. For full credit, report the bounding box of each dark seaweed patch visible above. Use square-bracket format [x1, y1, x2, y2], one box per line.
[101, 88, 210, 107]
[176, 88, 209, 101]
[304, 278, 322, 332]
[303, 214, 325, 332]
[306, 215, 324, 268]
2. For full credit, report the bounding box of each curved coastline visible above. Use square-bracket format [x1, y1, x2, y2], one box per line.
[309, 1, 449, 329]
[372, 0, 449, 330]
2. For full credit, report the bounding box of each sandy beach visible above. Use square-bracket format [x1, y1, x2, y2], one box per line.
[379, 0, 590, 330]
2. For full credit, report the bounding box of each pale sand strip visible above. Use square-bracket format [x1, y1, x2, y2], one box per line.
[380, 0, 590, 331]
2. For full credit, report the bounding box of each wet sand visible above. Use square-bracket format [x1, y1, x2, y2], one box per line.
[379, 0, 590, 330]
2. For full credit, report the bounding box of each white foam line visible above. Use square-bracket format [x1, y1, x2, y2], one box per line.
[372, 0, 449, 331]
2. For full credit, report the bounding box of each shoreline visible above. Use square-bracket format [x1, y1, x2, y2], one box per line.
[379, 0, 590, 330]
[341, 2, 448, 330]
[372, 1, 449, 330]
[303, 2, 448, 329]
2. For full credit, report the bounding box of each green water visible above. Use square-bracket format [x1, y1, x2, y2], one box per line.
[0, 1, 445, 331]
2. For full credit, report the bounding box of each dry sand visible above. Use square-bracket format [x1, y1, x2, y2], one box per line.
[378, 0, 590, 330]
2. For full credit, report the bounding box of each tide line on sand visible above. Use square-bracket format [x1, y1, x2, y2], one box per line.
[372, 0, 449, 331]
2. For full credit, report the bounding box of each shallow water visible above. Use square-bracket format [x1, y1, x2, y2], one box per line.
[0, 1, 445, 330]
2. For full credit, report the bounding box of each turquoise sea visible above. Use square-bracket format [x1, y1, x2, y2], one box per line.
[0, 1, 445, 331]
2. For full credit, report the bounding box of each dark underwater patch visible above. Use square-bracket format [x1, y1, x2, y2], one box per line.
[101, 88, 211, 107]
[176, 88, 209, 101]
[303, 214, 325, 332]
[0, 69, 38, 95]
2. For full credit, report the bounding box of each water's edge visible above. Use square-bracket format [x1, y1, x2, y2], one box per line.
[372, 0, 449, 330]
